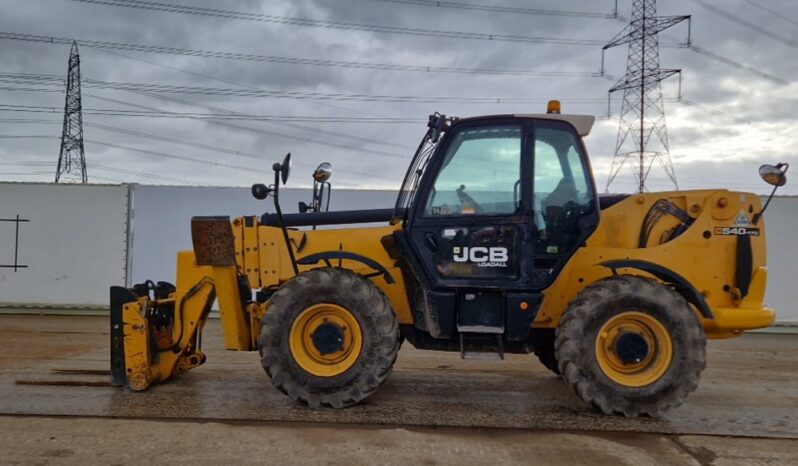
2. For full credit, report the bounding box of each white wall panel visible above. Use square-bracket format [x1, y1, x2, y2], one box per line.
[0, 183, 129, 307]
[762, 197, 797, 323]
[129, 186, 397, 285]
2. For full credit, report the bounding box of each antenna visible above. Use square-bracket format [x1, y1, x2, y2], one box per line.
[55, 41, 87, 183]
[603, 0, 690, 192]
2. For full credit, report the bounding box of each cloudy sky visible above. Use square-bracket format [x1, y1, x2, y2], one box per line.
[0, 0, 796, 194]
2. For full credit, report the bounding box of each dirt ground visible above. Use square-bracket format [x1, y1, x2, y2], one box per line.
[0, 314, 796, 465]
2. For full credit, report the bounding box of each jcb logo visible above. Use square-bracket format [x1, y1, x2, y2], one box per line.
[453, 247, 508, 267]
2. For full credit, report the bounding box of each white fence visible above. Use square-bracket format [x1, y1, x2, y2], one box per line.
[0, 182, 795, 324]
[129, 185, 397, 286]
[0, 183, 129, 307]
[759, 197, 797, 324]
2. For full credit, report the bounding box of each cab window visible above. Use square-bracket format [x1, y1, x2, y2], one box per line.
[425, 126, 522, 216]
[533, 122, 594, 245]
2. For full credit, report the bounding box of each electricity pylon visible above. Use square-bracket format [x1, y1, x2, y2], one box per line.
[55, 41, 87, 183]
[603, 0, 690, 192]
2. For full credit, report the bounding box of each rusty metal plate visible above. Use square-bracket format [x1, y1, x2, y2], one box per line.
[191, 216, 237, 266]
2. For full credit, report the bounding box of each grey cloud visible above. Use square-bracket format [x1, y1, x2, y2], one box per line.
[0, 0, 796, 195]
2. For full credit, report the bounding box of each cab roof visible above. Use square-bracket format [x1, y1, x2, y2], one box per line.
[453, 113, 596, 137]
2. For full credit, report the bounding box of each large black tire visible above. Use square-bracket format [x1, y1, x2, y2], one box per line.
[532, 330, 561, 375]
[258, 268, 399, 408]
[555, 275, 706, 417]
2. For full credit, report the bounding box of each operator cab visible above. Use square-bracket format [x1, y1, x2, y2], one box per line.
[393, 104, 600, 354]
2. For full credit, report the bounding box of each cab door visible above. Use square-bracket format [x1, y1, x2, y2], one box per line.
[403, 121, 533, 338]
[400, 117, 598, 340]
[407, 123, 530, 290]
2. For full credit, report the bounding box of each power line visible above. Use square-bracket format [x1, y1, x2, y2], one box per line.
[371, 0, 619, 18]
[83, 121, 401, 181]
[79, 93, 414, 160]
[0, 159, 196, 184]
[0, 118, 62, 123]
[0, 86, 64, 93]
[89, 163, 199, 184]
[111, 90, 415, 150]
[85, 122, 280, 160]
[0, 161, 52, 166]
[0, 134, 398, 184]
[84, 88, 416, 154]
[0, 71, 606, 104]
[0, 100, 611, 120]
[87, 139, 261, 173]
[0, 102, 422, 122]
[645, 27, 790, 85]
[55, 45, 426, 159]
[2, 134, 265, 177]
[743, 0, 798, 28]
[66, 0, 607, 45]
[88, 138, 402, 184]
[0, 31, 603, 77]
[0, 171, 54, 176]
[686, 0, 798, 48]
[66, 88, 412, 177]
[678, 98, 752, 126]
[82, 173, 126, 183]
[686, 44, 789, 84]
[0, 97, 756, 141]
[88, 46, 391, 120]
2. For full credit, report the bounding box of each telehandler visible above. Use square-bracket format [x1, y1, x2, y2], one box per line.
[111, 101, 787, 416]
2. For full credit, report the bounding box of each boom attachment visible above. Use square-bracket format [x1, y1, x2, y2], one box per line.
[110, 217, 256, 390]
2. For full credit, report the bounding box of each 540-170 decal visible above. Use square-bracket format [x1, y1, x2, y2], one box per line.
[714, 226, 760, 236]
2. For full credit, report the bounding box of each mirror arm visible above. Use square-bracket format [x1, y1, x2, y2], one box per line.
[272, 168, 300, 276]
[752, 183, 778, 226]
[323, 182, 332, 212]
[312, 180, 319, 211]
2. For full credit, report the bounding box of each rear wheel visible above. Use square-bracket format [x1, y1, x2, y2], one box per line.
[555, 275, 706, 417]
[258, 268, 399, 408]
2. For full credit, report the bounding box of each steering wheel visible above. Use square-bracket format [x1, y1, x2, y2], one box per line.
[455, 184, 484, 213]
[550, 200, 582, 235]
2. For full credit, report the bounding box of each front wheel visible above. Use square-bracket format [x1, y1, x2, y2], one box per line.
[555, 275, 706, 417]
[258, 268, 399, 408]
[532, 329, 561, 375]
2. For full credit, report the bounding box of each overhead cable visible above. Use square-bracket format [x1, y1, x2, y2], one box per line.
[0, 31, 602, 76]
[66, 0, 606, 45]
[371, 0, 619, 18]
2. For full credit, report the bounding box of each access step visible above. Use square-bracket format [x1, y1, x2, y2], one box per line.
[459, 332, 504, 361]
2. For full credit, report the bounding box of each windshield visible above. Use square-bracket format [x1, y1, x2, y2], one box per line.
[425, 126, 522, 216]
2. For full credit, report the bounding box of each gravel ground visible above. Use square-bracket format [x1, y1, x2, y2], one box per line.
[0, 314, 796, 465]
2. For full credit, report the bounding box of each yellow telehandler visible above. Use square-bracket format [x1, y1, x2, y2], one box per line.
[110, 102, 787, 416]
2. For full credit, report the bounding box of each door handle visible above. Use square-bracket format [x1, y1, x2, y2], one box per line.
[424, 233, 439, 252]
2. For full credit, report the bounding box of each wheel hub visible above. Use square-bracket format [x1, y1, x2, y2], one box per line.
[615, 332, 649, 364]
[594, 311, 674, 387]
[312, 322, 345, 355]
[289, 303, 363, 377]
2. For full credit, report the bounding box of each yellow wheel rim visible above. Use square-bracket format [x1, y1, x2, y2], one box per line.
[289, 303, 362, 377]
[595, 311, 673, 388]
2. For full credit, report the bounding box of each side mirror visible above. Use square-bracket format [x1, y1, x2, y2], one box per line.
[251, 183, 272, 200]
[759, 163, 788, 187]
[753, 163, 790, 225]
[272, 152, 292, 185]
[311, 162, 333, 214]
[313, 162, 332, 183]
